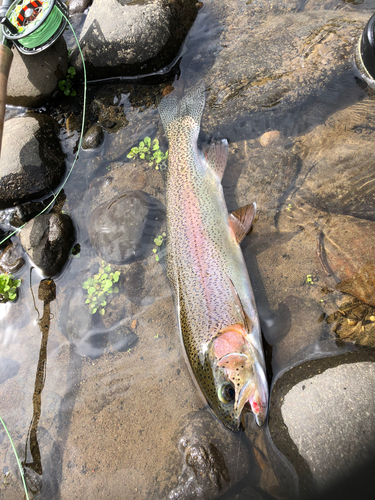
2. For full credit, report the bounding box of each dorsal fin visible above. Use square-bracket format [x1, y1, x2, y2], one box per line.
[228, 203, 257, 244]
[203, 139, 229, 180]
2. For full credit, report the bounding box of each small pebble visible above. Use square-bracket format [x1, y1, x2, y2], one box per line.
[259, 130, 290, 147]
[82, 125, 104, 150]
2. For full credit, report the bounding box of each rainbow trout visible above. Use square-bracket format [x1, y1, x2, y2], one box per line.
[158, 82, 268, 431]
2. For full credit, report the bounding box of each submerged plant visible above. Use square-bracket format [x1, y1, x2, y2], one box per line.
[306, 274, 314, 285]
[127, 136, 168, 170]
[152, 232, 166, 262]
[0, 274, 21, 303]
[82, 262, 120, 315]
[58, 66, 77, 97]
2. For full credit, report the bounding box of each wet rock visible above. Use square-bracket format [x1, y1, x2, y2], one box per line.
[7, 37, 68, 108]
[100, 291, 126, 330]
[59, 287, 106, 359]
[204, 8, 369, 142]
[318, 215, 375, 306]
[108, 325, 138, 352]
[67, 0, 93, 15]
[269, 350, 375, 499]
[0, 115, 66, 209]
[0, 357, 20, 385]
[82, 125, 104, 149]
[70, 0, 198, 79]
[164, 410, 251, 500]
[0, 241, 25, 274]
[88, 191, 165, 264]
[0, 298, 30, 330]
[271, 295, 324, 372]
[295, 101, 375, 221]
[19, 213, 75, 277]
[90, 97, 128, 133]
[8, 201, 46, 228]
[227, 142, 300, 214]
[122, 260, 155, 306]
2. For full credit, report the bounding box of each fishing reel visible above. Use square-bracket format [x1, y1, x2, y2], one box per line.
[0, 0, 68, 55]
[355, 12, 375, 89]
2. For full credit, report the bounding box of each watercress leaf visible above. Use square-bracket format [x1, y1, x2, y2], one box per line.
[104, 266, 111, 273]
[88, 287, 95, 295]
[139, 141, 144, 149]
[139, 153, 145, 159]
[112, 275, 119, 283]
[101, 301, 107, 306]
[113, 287, 119, 293]
[64, 89, 71, 96]
[152, 139, 159, 150]
[144, 136, 151, 146]
[91, 308, 97, 314]
[99, 309, 105, 315]
[68, 66, 76, 75]
[155, 255, 159, 262]
[85, 299, 91, 304]
[71, 90, 77, 97]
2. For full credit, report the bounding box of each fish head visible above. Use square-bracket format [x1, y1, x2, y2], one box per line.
[206, 324, 268, 430]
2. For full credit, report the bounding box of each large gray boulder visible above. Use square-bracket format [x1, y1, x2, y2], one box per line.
[269, 350, 375, 499]
[70, 0, 198, 78]
[0, 114, 66, 209]
[7, 36, 68, 108]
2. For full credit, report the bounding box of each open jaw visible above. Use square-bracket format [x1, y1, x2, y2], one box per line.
[215, 350, 269, 428]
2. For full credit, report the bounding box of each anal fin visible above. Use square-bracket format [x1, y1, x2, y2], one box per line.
[228, 202, 257, 244]
[203, 139, 229, 180]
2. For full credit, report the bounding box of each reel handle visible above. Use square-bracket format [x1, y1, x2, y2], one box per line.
[0, 43, 13, 155]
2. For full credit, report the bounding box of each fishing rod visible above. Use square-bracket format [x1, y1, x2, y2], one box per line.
[0, 0, 68, 154]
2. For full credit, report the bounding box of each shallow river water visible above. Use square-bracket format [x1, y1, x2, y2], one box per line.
[1, 0, 375, 499]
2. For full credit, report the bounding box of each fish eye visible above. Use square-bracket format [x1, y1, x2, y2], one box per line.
[218, 383, 235, 404]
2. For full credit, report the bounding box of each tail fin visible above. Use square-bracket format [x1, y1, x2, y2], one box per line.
[158, 81, 206, 139]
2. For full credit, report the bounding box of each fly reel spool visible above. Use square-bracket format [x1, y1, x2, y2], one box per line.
[1, 0, 68, 55]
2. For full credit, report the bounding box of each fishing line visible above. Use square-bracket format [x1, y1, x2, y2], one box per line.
[0, 11, 87, 248]
[0, 416, 30, 500]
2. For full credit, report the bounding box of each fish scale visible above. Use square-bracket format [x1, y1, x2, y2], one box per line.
[159, 82, 268, 430]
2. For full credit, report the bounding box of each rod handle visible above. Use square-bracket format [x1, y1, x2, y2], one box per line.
[0, 43, 13, 156]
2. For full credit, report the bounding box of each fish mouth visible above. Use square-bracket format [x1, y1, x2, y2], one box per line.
[234, 368, 268, 427]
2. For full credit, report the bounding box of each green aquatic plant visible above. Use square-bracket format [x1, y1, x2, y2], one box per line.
[306, 274, 314, 285]
[0, 274, 21, 303]
[58, 66, 77, 97]
[82, 262, 120, 315]
[127, 136, 168, 170]
[152, 232, 166, 262]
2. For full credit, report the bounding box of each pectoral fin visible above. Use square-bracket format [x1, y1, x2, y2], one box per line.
[203, 139, 229, 180]
[228, 203, 257, 244]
